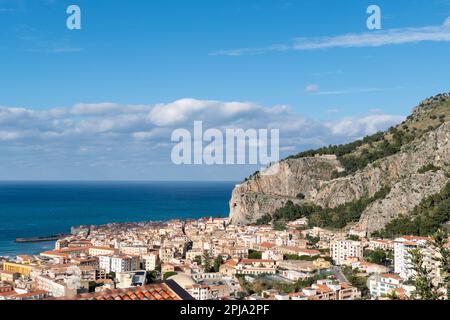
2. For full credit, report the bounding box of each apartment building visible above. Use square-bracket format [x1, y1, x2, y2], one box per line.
[142, 252, 159, 271]
[119, 245, 149, 256]
[394, 236, 430, 280]
[88, 246, 119, 257]
[330, 239, 364, 265]
[368, 273, 405, 298]
[159, 247, 175, 263]
[98, 255, 140, 273]
[368, 239, 395, 251]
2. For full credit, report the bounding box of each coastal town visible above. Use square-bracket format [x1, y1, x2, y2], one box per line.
[0, 217, 448, 301]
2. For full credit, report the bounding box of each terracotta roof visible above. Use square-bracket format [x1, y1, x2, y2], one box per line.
[259, 242, 277, 249]
[381, 273, 401, 280]
[340, 282, 351, 289]
[223, 259, 238, 267]
[313, 284, 333, 293]
[53, 284, 181, 301]
[400, 236, 430, 242]
[13, 290, 48, 299]
[241, 259, 274, 264]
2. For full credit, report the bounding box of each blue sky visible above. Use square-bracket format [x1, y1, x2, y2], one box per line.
[0, 0, 449, 180]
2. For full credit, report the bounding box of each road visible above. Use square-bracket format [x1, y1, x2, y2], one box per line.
[331, 266, 350, 283]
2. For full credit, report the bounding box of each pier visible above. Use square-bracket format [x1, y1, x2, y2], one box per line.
[15, 234, 68, 243]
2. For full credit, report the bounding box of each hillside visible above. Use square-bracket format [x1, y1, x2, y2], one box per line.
[229, 93, 450, 237]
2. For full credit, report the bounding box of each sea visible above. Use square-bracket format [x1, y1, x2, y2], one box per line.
[0, 181, 236, 257]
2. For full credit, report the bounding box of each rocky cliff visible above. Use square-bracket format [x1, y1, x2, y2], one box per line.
[229, 94, 450, 234]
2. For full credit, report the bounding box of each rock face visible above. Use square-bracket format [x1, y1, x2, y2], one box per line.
[229, 157, 341, 225]
[229, 109, 450, 233]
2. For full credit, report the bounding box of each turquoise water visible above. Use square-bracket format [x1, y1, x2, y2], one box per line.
[0, 181, 235, 256]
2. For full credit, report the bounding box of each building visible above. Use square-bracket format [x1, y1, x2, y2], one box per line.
[116, 271, 147, 289]
[278, 258, 332, 274]
[351, 261, 389, 274]
[98, 255, 140, 274]
[186, 282, 229, 300]
[368, 273, 404, 298]
[2, 262, 35, 277]
[219, 259, 238, 277]
[330, 239, 364, 265]
[368, 239, 395, 251]
[394, 236, 430, 280]
[0, 270, 20, 283]
[161, 263, 175, 274]
[88, 247, 119, 257]
[235, 259, 277, 275]
[277, 246, 320, 257]
[119, 246, 149, 256]
[281, 270, 310, 281]
[261, 250, 283, 261]
[142, 252, 159, 271]
[34, 275, 77, 297]
[159, 247, 175, 263]
[167, 273, 229, 300]
[290, 279, 361, 300]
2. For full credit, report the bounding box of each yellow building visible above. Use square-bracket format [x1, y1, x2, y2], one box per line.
[2, 262, 35, 277]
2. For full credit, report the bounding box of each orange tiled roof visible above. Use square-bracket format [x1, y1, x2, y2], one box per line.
[381, 273, 401, 280]
[54, 284, 181, 301]
[259, 242, 277, 249]
[240, 259, 275, 264]
[13, 290, 49, 298]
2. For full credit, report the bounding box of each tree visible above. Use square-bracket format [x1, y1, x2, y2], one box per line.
[341, 266, 369, 298]
[146, 270, 158, 284]
[248, 250, 262, 259]
[163, 271, 177, 280]
[202, 250, 213, 272]
[213, 255, 223, 272]
[193, 255, 202, 266]
[88, 281, 103, 293]
[386, 289, 400, 300]
[407, 230, 449, 300]
[408, 248, 442, 300]
[108, 271, 116, 281]
[364, 249, 388, 265]
[430, 229, 450, 298]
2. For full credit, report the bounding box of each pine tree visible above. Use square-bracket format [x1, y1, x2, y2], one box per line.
[213, 255, 224, 272]
[430, 229, 450, 299]
[408, 248, 439, 300]
[202, 250, 212, 272]
[409, 234, 449, 300]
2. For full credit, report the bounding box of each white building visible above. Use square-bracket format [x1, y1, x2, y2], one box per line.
[368, 273, 402, 298]
[159, 247, 175, 263]
[330, 239, 364, 265]
[99, 255, 140, 273]
[394, 236, 429, 280]
[281, 270, 309, 281]
[261, 250, 283, 261]
[142, 252, 159, 271]
[119, 245, 149, 256]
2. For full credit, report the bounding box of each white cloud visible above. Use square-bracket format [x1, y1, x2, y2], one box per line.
[212, 17, 450, 56]
[305, 84, 319, 93]
[326, 108, 341, 114]
[0, 99, 405, 179]
[148, 99, 258, 126]
[0, 131, 24, 141]
[313, 87, 384, 96]
[445, 17, 450, 27]
[327, 114, 405, 137]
